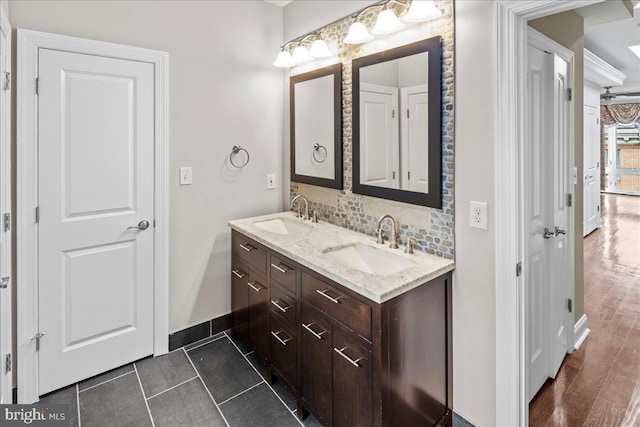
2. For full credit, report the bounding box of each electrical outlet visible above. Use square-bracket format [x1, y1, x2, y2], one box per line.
[179, 167, 192, 185]
[267, 173, 276, 190]
[470, 201, 488, 229]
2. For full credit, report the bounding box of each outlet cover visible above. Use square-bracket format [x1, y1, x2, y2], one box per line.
[267, 173, 276, 190]
[470, 201, 488, 229]
[179, 167, 193, 185]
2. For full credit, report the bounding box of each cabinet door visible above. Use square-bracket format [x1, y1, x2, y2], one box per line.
[300, 303, 333, 425]
[270, 315, 297, 390]
[248, 271, 269, 362]
[231, 258, 249, 341]
[332, 329, 372, 427]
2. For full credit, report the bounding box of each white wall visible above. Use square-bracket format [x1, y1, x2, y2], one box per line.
[452, 1, 497, 425]
[9, 0, 285, 333]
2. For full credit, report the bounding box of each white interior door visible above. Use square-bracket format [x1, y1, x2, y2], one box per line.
[526, 44, 573, 402]
[360, 83, 399, 189]
[0, 6, 11, 405]
[548, 54, 571, 379]
[583, 82, 601, 236]
[400, 84, 429, 192]
[526, 45, 550, 401]
[38, 48, 155, 395]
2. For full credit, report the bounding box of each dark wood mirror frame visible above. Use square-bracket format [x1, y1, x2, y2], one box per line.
[352, 36, 442, 208]
[290, 63, 343, 190]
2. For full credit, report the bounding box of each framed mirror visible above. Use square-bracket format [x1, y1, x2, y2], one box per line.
[353, 37, 442, 208]
[291, 63, 343, 189]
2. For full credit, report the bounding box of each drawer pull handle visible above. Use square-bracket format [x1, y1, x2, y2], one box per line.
[271, 263, 291, 273]
[271, 299, 292, 313]
[302, 322, 327, 340]
[271, 330, 292, 346]
[232, 269, 246, 279]
[316, 288, 343, 304]
[247, 281, 264, 292]
[334, 346, 363, 368]
[239, 243, 256, 252]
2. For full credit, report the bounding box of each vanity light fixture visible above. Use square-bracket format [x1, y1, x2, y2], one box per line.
[292, 44, 314, 63]
[403, 0, 442, 22]
[273, 48, 296, 67]
[309, 39, 332, 58]
[344, 22, 374, 44]
[371, 8, 405, 35]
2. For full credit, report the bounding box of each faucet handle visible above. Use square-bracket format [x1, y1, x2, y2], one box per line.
[373, 228, 387, 244]
[295, 206, 301, 218]
[404, 237, 417, 254]
[312, 210, 319, 223]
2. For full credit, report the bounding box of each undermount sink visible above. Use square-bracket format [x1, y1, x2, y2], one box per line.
[253, 217, 312, 235]
[324, 243, 415, 276]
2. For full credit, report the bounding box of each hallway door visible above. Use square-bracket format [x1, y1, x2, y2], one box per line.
[37, 48, 155, 394]
[0, 6, 10, 405]
[526, 42, 573, 402]
[583, 82, 601, 236]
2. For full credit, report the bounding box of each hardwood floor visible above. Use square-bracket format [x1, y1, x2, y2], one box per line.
[530, 193, 640, 427]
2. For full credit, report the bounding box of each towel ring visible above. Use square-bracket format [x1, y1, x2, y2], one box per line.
[312, 143, 327, 163]
[230, 145, 250, 168]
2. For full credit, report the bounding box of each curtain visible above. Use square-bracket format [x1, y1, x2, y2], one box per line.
[601, 103, 640, 126]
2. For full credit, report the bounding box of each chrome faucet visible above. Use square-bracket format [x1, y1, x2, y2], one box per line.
[375, 214, 399, 249]
[290, 195, 310, 220]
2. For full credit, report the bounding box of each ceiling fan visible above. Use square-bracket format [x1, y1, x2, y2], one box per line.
[601, 86, 640, 103]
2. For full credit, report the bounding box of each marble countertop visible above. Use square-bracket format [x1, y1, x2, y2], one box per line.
[228, 211, 454, 304]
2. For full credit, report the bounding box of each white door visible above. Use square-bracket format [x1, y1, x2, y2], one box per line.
[38, 48, 155, 394]
[0, 7, 11, 405]
[526, 45, 550, 401]
[583, 83, 601, 236]
[526, 45, 573, 401]
[548, 54, 571, 379]
[360, 83, 399, 189]
[400, 84, 429, 192]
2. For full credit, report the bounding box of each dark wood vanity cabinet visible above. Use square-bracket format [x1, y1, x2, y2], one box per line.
[230, 230, 453, 427]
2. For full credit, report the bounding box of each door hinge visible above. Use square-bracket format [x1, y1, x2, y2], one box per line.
[567, 298, 573, 313]
[392, 109, 395, 118]
[408, 171, 411, 180]
[393, 171, 396, 180]
[567, 194, 572, 207]
[567, 88, 572, 101]
[153, 219, 156, 228]
[3, 212, 9, 232]
[4, 354, 10, 374]
[516, 262, 522, 277]
[35, 206, 40, 223]
[597, 205, 600, 211]
[35, 78, 39, 95]
[407, 109, 410, 119]
[31, 332, 46, 352]
[3, 72, 10, 91]
[0, 276, 9, 289]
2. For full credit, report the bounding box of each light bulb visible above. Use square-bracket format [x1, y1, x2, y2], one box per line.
[273, 50, 296, 68]
[309, 40, 332, 58]
[292, 45, 313, 63]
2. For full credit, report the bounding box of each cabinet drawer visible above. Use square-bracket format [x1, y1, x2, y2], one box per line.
[270, 284, 296, 330]
[302, 272, 371, 340]
[233, 232, 267, 274]
[270, 315, 296, 389]
[269, 254, 296, 294]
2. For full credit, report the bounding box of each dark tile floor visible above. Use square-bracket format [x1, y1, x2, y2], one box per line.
[38, 331, 321, 427]
[529, 194, 640, 426]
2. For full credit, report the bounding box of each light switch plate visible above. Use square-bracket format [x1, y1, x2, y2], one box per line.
[470, 201, 488, 229]
[179, 167, 193, 185]
[267, 173, 276, 190]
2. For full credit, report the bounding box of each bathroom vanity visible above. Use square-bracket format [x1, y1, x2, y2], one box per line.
[229, 212, 454, 427]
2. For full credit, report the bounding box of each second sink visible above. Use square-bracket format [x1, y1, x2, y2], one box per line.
[253, 217, 312, 235]
[324, 243, 415, 276]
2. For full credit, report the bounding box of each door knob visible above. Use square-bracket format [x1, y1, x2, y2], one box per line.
[543, 228, 555, 239]
[127, 220, 150, 231]
[555, 226, 566, 236]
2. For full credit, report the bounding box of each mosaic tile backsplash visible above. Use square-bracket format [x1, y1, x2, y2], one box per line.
[290, 0, 454, 259]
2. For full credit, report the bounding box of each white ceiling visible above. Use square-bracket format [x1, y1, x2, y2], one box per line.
[578, 1, 640, 93]
[264, 0, 293, 7]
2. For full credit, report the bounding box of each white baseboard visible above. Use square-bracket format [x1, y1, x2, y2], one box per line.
[574, 314, 590, 350]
